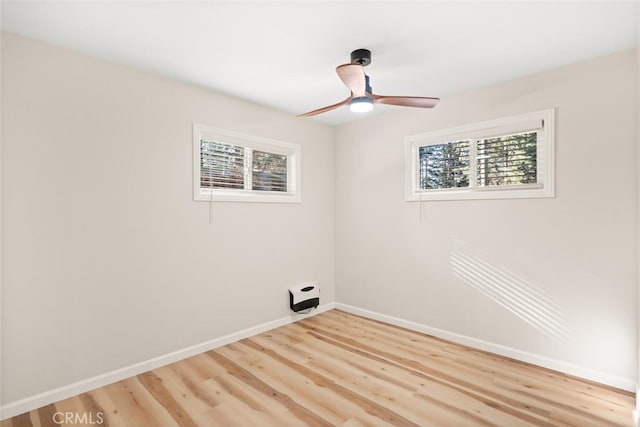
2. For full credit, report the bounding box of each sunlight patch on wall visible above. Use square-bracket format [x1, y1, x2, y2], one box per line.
[450, 238, 569, 343]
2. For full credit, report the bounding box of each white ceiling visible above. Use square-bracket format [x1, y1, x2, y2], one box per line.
[1, 1, 638, 125]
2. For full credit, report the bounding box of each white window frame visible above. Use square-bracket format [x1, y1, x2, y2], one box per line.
[405, 109, 555, 201]
[193, 123, 301, 203]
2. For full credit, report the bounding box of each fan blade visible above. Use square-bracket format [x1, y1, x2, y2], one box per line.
[372, 95, 440, 108]
[297, 97, 351, 117]
[336, 64, 366, 97]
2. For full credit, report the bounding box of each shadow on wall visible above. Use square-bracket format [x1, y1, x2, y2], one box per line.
[450, 238, 570, 343]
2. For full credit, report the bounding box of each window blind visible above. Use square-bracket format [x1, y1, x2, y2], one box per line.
[476, 131, 537, 187]
[419, 140, 470, 190]
[200, 140, 245, 190]
[252, 150, 287, 192]
[200, 141, 289, 193]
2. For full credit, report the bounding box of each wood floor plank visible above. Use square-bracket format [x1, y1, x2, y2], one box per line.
[50, 395, 91, 427]
[206, 349, 334, 426]
[138, 371, 199, 427]
[81, 388, 126, 427]
[253, 327, 531, 427]
[103, 377, 179, 427]
[211, 342, 365, 425]
[34, 405, 57, 427]
[2, 309, 635, 426]
[300, 322, 555, 426]
[0, 412, 33, 427]
[238, 338, 422, 426]
[151, 363, 220, 424]
[297, 322, 556, 425]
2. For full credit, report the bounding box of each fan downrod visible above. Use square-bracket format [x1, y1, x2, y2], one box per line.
[350, 49, 371, 67]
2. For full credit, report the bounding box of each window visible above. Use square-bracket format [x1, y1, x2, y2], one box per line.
[405, 109, 554, 201]
[193, 124, 301, 203]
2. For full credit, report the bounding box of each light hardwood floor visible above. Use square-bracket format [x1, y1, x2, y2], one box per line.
[1, 309, 635, 426]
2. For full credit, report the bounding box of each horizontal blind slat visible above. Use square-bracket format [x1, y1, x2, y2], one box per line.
[200, 140, 246, 189]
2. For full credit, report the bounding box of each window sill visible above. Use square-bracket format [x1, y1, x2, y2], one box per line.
[195, 190, 301, 203]
[405, 183, 554, 202]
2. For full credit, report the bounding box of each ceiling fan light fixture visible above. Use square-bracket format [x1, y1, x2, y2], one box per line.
[349, 96, 374, 113]
[297, 49, 439, 118]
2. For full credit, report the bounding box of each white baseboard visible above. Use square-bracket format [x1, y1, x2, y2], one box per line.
[335, 303, 636, 393]
[0, 302, 335, 420]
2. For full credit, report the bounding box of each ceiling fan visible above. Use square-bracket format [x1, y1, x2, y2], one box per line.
[298, 49, 439, 117]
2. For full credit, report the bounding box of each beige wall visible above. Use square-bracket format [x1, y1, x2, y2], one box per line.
[0, 33, 336, 404]
[336, 49, 638, 388]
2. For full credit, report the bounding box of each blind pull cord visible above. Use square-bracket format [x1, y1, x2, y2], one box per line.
[209, 158, 214, 224]
[209, 197, 213, 224]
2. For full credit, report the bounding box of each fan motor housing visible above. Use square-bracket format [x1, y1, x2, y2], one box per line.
[350, 49, 371, 66]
